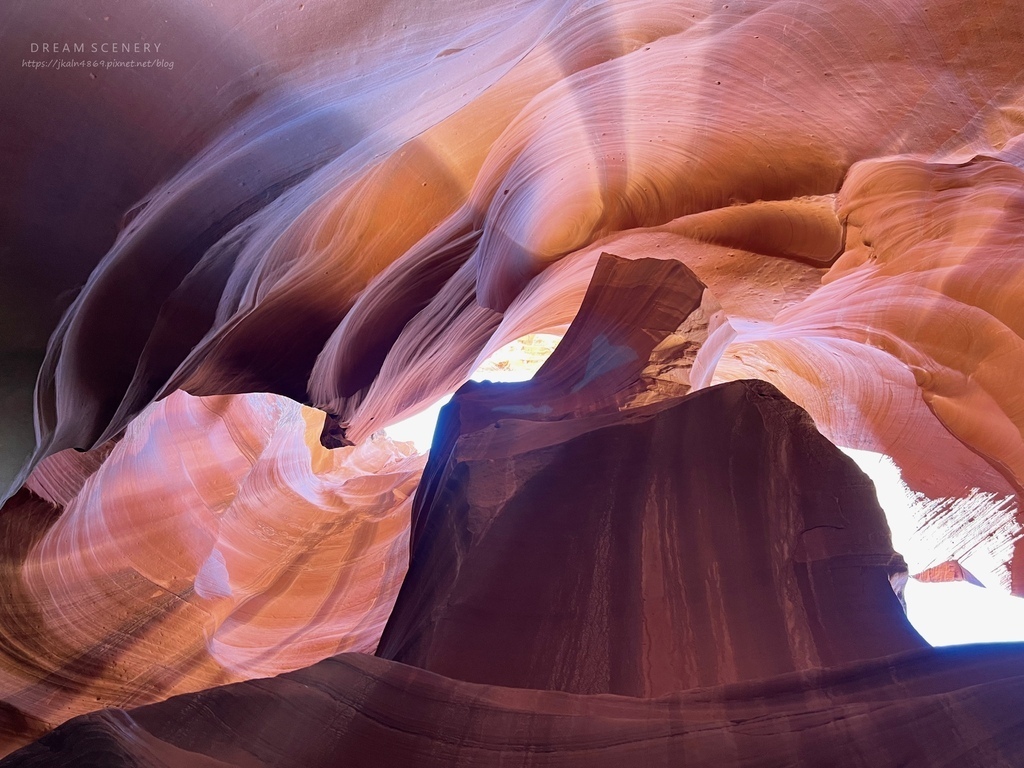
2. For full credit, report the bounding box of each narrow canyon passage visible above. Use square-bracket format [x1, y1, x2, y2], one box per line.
[3, 0, 1024, 763]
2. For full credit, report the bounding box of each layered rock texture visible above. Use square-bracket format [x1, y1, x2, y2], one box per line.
[379, 380, 926, 695]
[7, 349, 1024, 765]
[8, 646, 1024, 767]
[4, 0, 1024, 761]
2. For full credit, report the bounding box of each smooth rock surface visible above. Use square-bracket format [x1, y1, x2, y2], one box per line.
[5, 0, 1024, 759]
[4, 629, 1024, 766]
[379, 377, 926, 694]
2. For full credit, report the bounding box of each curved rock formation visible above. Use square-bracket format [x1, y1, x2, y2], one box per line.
[6, 374, 1024, 765]
[711, 154, 1024, 588]
[5, 0, 1024, 760]
[379, 376, 926, 693]
[8, 647, 1024, 767]
[0, 392, 422, 752]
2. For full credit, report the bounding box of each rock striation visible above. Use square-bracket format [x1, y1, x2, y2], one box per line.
[378, 255, 925, 693]
[8, 646, 1024, 768]
[10, 255, 1024, 766]
[0, 393, 423, 753]
[4, 0, 1024, 760]
[7, 374, 1024, 764]
[379, 379, 926, 694]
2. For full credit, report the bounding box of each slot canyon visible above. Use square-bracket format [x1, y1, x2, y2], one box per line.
[2, 0, 1024, 764]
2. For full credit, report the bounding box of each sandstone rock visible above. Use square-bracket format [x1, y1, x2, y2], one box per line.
[5, 0, 1024, 760]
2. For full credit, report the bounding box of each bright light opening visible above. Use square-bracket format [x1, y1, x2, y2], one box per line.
[383, 334, 562, 451]
[842, 447, 1024, 646]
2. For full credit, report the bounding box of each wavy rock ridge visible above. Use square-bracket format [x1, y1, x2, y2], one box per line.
[9, 360, 1024, 764]
[4, 0, 1024, 760]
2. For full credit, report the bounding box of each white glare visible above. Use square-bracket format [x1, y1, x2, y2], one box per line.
[842, 447, 1024, 646]
[383, 334, 561, 451]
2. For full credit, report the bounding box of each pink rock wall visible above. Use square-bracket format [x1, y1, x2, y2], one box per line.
[3, 0, 1024, 759]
